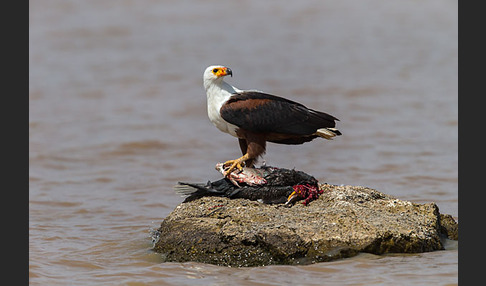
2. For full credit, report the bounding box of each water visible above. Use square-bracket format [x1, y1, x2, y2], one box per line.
[29, 0, 458, 285]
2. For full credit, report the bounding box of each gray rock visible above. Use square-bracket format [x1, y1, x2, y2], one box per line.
[153, 183, 458, 267]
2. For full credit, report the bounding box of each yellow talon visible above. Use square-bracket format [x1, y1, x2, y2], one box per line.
[223, 160, 244, 175]
[223, 154, 250, 177]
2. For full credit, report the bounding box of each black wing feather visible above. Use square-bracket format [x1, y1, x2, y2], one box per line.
[220, 91, 338, 135]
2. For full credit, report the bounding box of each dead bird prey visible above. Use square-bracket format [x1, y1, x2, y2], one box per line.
[175, 164, 323, 205]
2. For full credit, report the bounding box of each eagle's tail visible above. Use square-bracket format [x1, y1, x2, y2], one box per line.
[314, 128, 342, 140]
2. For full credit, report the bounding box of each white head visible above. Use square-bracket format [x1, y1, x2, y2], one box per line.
[203, 65, 233, 90]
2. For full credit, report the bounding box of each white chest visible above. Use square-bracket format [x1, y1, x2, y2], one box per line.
[206, 84, 239, 137]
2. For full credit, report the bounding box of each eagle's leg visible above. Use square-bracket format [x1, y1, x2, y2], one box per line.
[223, 153, 250, 176]
[224, 135, 265, 177]
[238, 138, 255, 168]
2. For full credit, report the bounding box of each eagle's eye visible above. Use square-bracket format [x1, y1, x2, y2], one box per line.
[212, 68, 219, 73]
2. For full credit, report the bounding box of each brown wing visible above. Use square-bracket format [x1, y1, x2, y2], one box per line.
[220, 91, 339, 135]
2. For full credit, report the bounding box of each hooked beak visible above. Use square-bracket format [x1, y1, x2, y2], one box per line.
[224, 67, 233, 77]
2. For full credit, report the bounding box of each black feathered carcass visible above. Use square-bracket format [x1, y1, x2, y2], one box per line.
[175, 164, 323, 205]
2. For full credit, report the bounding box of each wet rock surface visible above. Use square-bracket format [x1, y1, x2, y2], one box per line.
[153, 183, 458, 267]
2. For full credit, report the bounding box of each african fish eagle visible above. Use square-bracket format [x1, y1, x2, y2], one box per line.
[203, 65, 341, 176]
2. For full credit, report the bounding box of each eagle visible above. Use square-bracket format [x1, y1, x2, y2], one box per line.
[203, 65, 341, 176]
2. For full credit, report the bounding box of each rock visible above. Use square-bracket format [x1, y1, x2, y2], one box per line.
[439, 213, 458, 240]
[153, 183, 458, 267]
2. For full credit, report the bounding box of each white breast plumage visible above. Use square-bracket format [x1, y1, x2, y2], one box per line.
[206, 82, 240, 137]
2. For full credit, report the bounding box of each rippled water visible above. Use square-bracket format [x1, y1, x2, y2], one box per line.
[30, 1, 458, 285]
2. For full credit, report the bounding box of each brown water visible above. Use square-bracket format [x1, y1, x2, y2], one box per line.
[29, 1, 458, 285]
